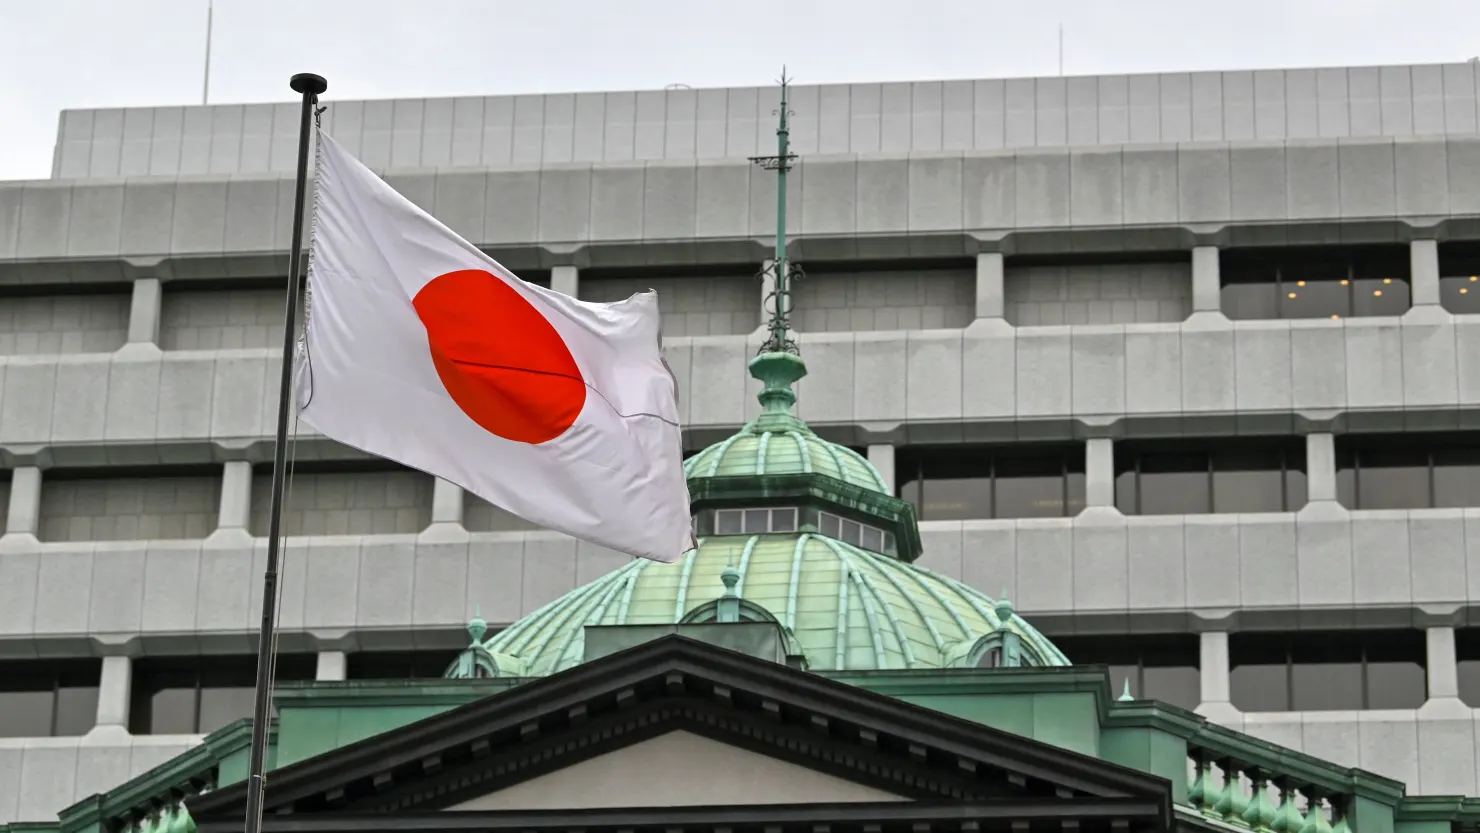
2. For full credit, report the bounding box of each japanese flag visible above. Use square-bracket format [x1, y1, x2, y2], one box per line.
[295, 131, 694, 563]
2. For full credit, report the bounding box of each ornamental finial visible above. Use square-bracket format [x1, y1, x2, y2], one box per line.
[750, 67, 802, 357]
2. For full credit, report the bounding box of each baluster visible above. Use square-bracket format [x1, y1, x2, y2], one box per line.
[1188, 750, 1211, 810]
[1330, 797, 1354, 833]
[1243, 769, 1278, 832]
[1214, 758, 1250, 826]
[1270, 780, 1306, 833]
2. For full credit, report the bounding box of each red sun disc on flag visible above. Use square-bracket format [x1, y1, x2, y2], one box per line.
[413, 269, 587, 445]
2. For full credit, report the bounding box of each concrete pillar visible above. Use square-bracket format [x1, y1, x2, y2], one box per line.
[1427, 626, 1460, 699]
[1199, 631, 1232, 705]
[316, 651, 347, 682]
[4, 466, 41, 537]
[867, 444, 896, 495]
[975, 252, 1005, 319]
[1085, 438, 1115, 508]
[1305, 432, 1338, 503]
[89, 656, 132, 738]
[1410, 239, 1441, 307]
[217, 461, 252, 532]
[550, 265, 579, 299]
[127, 277, 163, 345]
[1191, 246, 1221, 313]
[432, 478, 464, 525]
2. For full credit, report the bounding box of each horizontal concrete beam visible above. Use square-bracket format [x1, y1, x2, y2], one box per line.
[5, 315, 1480, 455]
[2, 508, 1480, 651]
[7, 136, 1480, 275]
[49, 62, 1480, 179]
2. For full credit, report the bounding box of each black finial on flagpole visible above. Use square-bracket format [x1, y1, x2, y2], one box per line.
[243, 71, 326, 833]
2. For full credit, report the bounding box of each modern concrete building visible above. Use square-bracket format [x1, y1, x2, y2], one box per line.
[7, 59, 1480, 824]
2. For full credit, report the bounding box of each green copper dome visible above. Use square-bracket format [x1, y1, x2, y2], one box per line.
[452, 98, 1069, 680]
[450, 350, 1071, 678]
[477, 536, 1068, 676]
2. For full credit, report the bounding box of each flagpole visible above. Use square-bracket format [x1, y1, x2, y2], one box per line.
[243, 71, 326, 833]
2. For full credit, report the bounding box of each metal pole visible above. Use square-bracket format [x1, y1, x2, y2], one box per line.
[243, 71, 326, 833]
[202, 0, 214, 105]
[772, 70, 791, 340]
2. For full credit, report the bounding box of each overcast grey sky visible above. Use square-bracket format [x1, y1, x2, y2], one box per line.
[3, 0, 1479, 181]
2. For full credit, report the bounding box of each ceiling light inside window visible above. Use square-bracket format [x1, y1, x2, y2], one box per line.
[1383, 278, 1393, 284]
[1287, 292, 1297, 299]
[1341, 279, 1350, 286]
[1297, 280, 1306, 287]
[1374, 290, 1383, 296]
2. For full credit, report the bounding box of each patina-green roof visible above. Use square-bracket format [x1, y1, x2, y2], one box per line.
[479, 534, 1068, 676]
[682, 419, 888, 492]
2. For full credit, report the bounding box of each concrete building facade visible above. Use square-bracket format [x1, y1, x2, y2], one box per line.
[6, 60, 1480, 822]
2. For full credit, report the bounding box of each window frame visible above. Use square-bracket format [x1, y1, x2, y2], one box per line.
[1228, 630, 1428, 712]
[1220, 245, 1412, 321]
[1114, 438, 1306, 515]
[897, 444, 1086, 521]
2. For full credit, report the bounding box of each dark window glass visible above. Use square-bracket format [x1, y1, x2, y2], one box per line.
[0, 658, 100, 738]
[897, 444, 1084, 521]
[1455, 629, 1480, 707]
[1220, 245, 1412, 320]
[1054, 634, 1200, 711]
[347, 651, 457, 680]
[1231, 631, 1426, 712]
[1359, 445, 1430, 510]
[1439, 241, 1480, 314]
[1433, 447, 1480, 508]
[1221, 284, 1279, 321]
[130, 655, 315, 734]
[1116, 437, 1305, 515]
[1441, 276, 1480, 313]
[1338, 434, 1480, 510]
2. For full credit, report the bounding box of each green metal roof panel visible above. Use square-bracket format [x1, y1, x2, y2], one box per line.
[684, 427, 889, 493]
[479, 535, 1068, 677]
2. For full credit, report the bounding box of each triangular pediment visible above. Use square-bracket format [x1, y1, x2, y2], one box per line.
[445, 730, 912, 810]
[188, 635, 1173, 833]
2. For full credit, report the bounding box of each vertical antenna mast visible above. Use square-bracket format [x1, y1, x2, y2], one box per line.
[202, 0, 214, 105]
[1058, 24, 1064, 76]
[748, 68, 801, 355]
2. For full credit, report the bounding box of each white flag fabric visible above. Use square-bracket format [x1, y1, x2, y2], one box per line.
[295, 131, 694, 563]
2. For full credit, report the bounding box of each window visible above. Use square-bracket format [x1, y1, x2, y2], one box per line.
[897, 444, 1085, 521]
[0, 658, 100, 738]
[1454, 629, 1480, 707]
[1335, 433, 1480, 510]
[1221, 245, 1411, 320]
[817, 510, 893, 552]
[694, 506, 799, 536]
[129, 654, 316, 734]
[1229, 630, 1426, 711]
[1114, 437, 1306, 515]
[1053, 634, 1200, 710]
[346, 651, 457, 680]
[1439, 241, 1480, 314]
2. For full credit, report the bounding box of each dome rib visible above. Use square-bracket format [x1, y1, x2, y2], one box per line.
[756, 432, 772, 474]
[735, 535, 761, 598]
[553, 575, 628, 671]
[834, 567, 852, 669]
[526, 576, 613, 663]
[614, 559, 651, 624]
[836, 444, 890, 492]
[784, 534, 812, 630]
[823, 538, 913, 668]
[879, 556, 973, 640]
[792, 431, 813, 473]
[867, 553, 948, 654]
[846, 567, 892, 669]
[675, 549, 700, 620]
